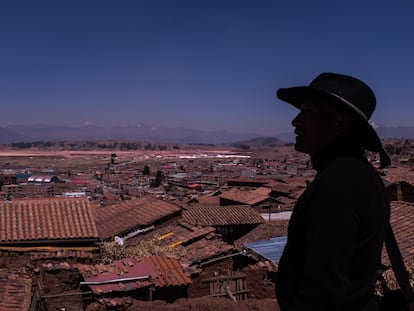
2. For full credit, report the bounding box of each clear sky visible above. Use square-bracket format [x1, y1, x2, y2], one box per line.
[1, 0, 414, 136]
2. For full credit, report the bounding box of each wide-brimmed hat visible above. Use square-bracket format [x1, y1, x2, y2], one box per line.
[276, 72, 391, 168]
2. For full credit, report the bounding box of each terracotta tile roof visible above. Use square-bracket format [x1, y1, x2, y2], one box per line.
[0, 271, 32, 311]
[274, 196, 296, 205]
[144, 256, 192, 287]
[278, 176, 310, 189]
[385, 166, 414, 185]
[188, 195, 220, 205]
[0, 198, 98, 244]
[289, 187, 306, 200]
[219, 188, 269, 205]
[78, 256, 191, 294]
[183, 238, 234, 266]
[383, 201, 414, 265]
[182, 205, 265, 226]
[252, 187, 272, 196]
[94, 196, 182, 240]
[79, 258, 156, 294]
[267, 181, 296, 195]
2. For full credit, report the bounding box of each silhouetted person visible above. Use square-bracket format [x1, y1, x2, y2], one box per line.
[275, 73, 391, 311]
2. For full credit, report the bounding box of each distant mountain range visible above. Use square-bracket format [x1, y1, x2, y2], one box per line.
[0, 124, 412, 145]
[0, 124, 265, 145]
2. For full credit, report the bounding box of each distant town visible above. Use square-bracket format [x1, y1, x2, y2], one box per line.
[0, 138, 413, 310]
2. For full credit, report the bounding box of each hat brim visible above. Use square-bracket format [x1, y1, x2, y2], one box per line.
[276, 86, 382, 152]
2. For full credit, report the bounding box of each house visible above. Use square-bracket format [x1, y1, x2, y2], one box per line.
[0, 197, 99, 249]
[94, 195, 182, 241]
[186, 194, 220, 206]
[182, 205, 265, 242]
[267, 181, 297, 197]
[0, 197, 99, 311]
[234, 220, 289, 266]
[218, 187, 279, 213]
[78, 256, 192, 303]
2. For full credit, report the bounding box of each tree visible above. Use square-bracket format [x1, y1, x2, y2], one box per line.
[150, 170, 164, 188]
[142, 165, 150, 175]
[111, 153, 117, 165]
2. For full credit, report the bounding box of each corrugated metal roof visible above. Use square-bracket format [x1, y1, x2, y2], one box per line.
[81, 259, 157, 294]
[244, 236, 287, 262]
[27, 175, 59, 183]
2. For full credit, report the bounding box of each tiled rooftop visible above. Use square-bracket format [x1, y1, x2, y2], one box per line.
[385, 166, 414, 185]
[182, 205, 265, 226]
[383, 201, 414, 265]
[0, 271, 32, 311]
[273, 196, 296, 206]
[277, 176, 310, 189]
[267, 181, 296, 195]
[78, 256, 191, 294]
[187, 195, 220, 205]
[251, 187, 272, 196]
[219, 188, 269, 205]
[0, 198, 98, 244]
[94, 195, 182, 240]
[144, 255, 192, 287]
[183, 237, 234, 267]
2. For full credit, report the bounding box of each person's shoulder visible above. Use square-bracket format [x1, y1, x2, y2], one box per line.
[329, 156, 370, 168]
[322, 156, 377, 180]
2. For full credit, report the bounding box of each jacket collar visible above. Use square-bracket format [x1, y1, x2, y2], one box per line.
[311, 139, 366, 172]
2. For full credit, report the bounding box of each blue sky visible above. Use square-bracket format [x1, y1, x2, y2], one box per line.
[1, 0, 414, 136]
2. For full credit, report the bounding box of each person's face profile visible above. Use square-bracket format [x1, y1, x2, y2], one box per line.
[291, 100, 342, 156]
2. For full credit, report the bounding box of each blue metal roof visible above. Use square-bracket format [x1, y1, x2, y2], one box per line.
[244, 236, 287, 262]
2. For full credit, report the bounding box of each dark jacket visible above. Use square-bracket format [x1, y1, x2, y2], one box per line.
[276, 147, 390, 311]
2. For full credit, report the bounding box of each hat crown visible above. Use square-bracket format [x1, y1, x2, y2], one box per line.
[309, 73, 376, 120]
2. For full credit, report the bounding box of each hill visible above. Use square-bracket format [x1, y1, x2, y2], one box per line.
[1, 124, 414, 145]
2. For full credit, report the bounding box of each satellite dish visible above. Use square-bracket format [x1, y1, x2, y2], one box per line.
[114, 236, 124, 246]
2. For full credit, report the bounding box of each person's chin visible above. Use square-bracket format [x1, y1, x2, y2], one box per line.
[294, 141, 310, 154]
[294, 144, 303, 152]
